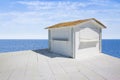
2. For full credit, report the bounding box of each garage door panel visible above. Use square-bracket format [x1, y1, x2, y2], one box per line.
[80, 27, 99, 40]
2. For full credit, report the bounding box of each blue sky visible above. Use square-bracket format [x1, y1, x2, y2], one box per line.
[0, 0, 120, 39]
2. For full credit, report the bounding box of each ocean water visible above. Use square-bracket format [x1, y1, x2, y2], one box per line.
[102, 39, 120, 58]
[0, 39, 48, 53]
[0, 39, 120, 58]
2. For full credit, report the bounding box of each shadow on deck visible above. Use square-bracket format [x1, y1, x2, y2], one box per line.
[32, 49, 70, 58]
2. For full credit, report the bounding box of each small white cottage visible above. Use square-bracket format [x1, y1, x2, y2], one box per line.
[46, 18, 106, 58]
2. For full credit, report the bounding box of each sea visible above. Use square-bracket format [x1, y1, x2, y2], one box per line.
[0, 39, 120, 58]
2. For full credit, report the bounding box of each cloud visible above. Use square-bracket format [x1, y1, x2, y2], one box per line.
[90, 0, 111, 2]
[13, 1, 120, 21]
[0, 11, 49, 38]
[1, 1, 120, 27]
[0, 0, 120, 39]
[17, 1, 111, 10]
[17, 1, 86, 10]
[16, 0, 120, 11]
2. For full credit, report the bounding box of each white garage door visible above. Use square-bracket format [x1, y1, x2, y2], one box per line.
[76, 27, 100, 58]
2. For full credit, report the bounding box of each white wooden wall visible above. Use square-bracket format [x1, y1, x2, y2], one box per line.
[49, 27, 73, 57]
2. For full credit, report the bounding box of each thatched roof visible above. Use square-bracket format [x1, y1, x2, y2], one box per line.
[45, 18, 106, 29]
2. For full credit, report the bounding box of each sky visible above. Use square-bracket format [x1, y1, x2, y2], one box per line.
[0, 0, 120, 39]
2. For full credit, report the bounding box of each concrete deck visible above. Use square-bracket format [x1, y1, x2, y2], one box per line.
[0, 49, 120, 80]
